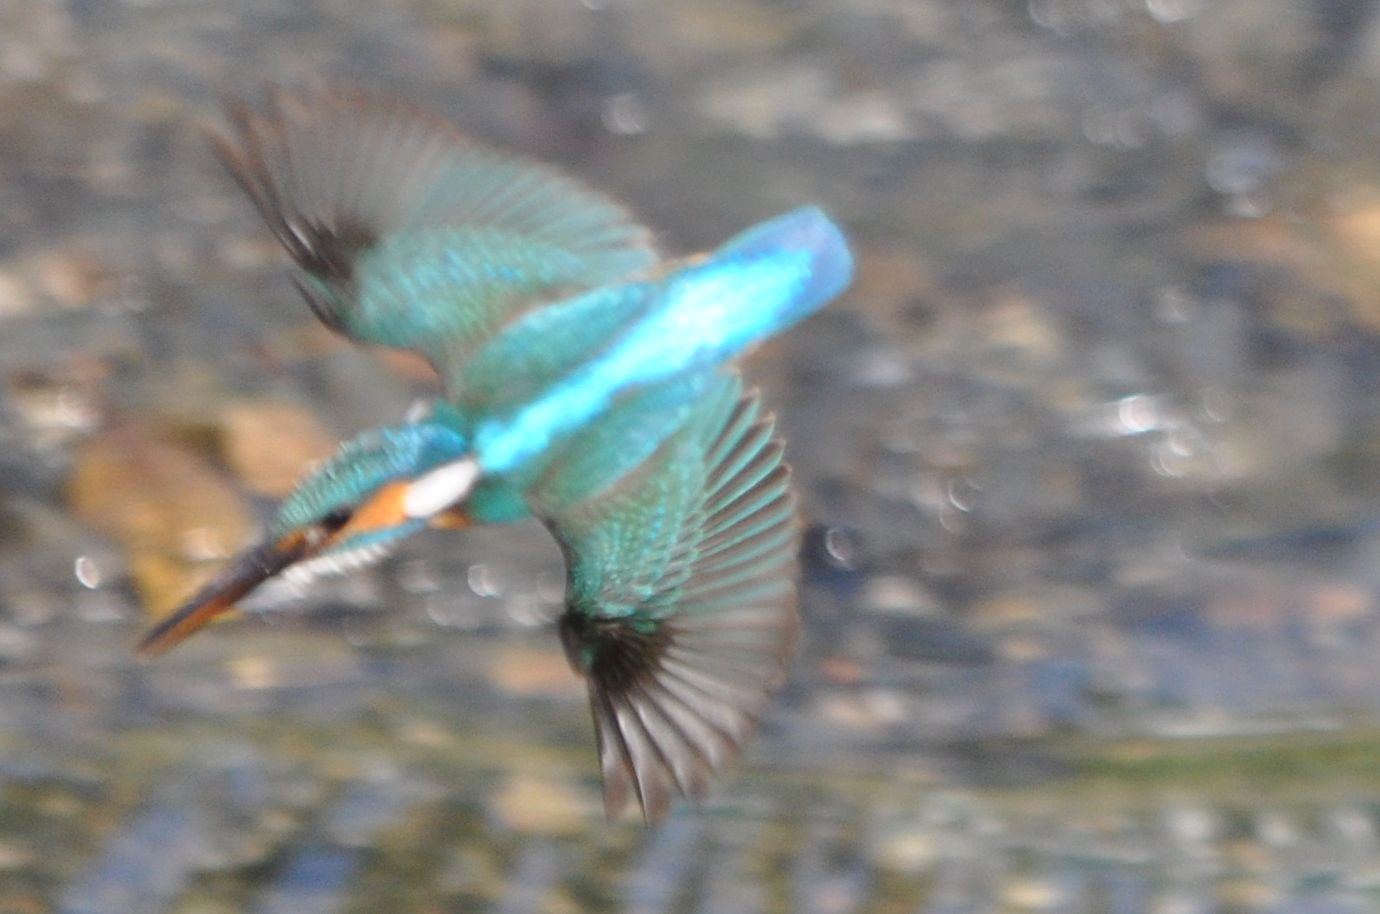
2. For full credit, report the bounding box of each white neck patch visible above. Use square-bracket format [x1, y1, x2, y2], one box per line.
[402, 457, 481, 519]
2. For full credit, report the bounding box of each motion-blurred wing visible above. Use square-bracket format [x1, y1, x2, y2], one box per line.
[210, 86, 657, 376]
[463, 206, 852, 476]
[533, 376, 799, 820]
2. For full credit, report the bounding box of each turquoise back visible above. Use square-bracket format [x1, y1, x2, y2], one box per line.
[470, 207, 852, 476]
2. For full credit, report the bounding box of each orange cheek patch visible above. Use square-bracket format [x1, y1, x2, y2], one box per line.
[272, 528, 307, 553]
[331, 481, 411, 544]
[429, 507, 472, 530]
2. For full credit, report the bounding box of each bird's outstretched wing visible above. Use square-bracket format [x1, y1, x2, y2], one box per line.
[209, 86, 657, 378]
[530, 374, 799, 820]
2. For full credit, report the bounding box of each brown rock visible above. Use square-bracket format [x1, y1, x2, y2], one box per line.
[219, 399, 338, 498]
[848, 245, 937, 330]
[486, 646, 580, 698]
[0, 268, 36, 319]
[33, 248, 117, 309]
[491, 774, 588, 836]
[68, 424, 254, 614]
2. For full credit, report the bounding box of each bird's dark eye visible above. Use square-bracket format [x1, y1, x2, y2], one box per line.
[320, 506, 353, 531]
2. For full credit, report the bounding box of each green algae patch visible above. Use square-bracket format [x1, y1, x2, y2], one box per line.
[1051, 729, 1380, 804]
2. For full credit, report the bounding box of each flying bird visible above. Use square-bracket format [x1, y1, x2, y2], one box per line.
[138, 87, 853, 820]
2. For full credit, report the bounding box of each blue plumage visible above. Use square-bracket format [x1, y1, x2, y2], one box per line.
[474, 206, 852, 475]
[272, 420, 468, 535]
[141, 86, 853, 822]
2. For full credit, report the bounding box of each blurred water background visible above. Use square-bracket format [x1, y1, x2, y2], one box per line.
[6, 0, 1380, 911]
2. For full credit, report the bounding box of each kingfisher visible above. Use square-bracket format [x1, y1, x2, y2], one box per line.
[138, 86, 852, 821]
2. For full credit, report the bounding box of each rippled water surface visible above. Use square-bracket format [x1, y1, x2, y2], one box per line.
[6, 1, 1380, 911]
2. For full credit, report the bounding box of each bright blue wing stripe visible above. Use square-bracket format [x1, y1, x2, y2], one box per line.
[475, 207, 851, 475]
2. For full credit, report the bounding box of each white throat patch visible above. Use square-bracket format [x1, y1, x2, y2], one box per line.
[402, 457, 481, 519]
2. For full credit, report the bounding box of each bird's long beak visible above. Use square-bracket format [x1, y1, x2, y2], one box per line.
[136, 530, 315, 657]
[137, 483, 413, 658]
[137, 457, 482, 658]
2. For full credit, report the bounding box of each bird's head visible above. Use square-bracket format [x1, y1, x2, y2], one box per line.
[138, 407, 477, 656]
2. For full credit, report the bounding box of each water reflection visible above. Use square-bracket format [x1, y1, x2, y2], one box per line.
[3, 0, 1380, 910]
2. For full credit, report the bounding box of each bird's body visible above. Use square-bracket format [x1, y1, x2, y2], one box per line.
[139, 87, 852, 820]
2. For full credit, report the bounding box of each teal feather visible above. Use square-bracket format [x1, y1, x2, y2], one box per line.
[462, 478, 531, 526]
[541, 377, 798, 819]
[529, 370, 718, 506]
[469, 209, 850, 476]
[182, 86, 851, 821]
[349, 229, 593, 361]
[448, 280, 654, 413]
[271, 419, 467, 535]
[210, 85, 656, 373]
